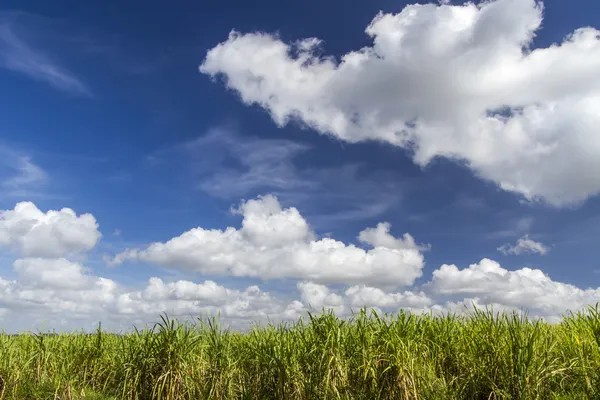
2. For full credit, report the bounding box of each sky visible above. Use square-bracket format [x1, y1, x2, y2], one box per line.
[0, 0, 600, 332]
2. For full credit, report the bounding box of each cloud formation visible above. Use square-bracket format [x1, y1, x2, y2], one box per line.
[116, 278, 302, 323]
[112, 195, 427, 289]
[0, 198, 598, 331]
[2, 156, 46, 192]
[0, 15, 90, 95]
[0, 202, 101, 258]
[188, 127, 314, 199]
[0, 145, 49, 199]
[0, 201, 303, 331]
[146, 127, 402, 224]
[498, 235, 550, 256]
[0, 258, 302, 332]
[200, 0, 600, 206]
[428, 258, 600, 320]
[298, 281, 433, 316]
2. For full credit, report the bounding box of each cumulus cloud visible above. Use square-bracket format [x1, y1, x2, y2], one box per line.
[116, 278, 302, 323]
[0, 258, 302, 332]
[0, 200, 302, 332]
[200, 0, 600, 206]
[427, 258, 600, 320]
[111, 195, 427, 289]
[1, 198, 599, 331]
[359, 222, 431, 251]
[0, 202, 101, 257]
[498, 235, 550, 255]
[2, 247, 599, 331]
[0, 258, 119, 322]
[13, 258, 96, 290]
[297, 281, 433, 316]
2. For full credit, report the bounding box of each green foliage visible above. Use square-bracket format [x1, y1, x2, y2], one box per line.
[1, 307, 600, 399]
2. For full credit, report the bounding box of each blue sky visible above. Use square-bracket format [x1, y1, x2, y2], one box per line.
[1, 0, 600, 331]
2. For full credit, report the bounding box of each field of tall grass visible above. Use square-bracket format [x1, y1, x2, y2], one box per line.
[1, 307, 600, 399]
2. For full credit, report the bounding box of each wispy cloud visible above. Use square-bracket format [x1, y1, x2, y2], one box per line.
[498, 235, 550, 256]
[3, 156, 46, 188]
[187, 127, 315, 198]
[0, 145, 48, 198]
[68, 30, 176, 77]
[0, 14, 90, 96]
[485, 217, 534, 240]
[146, 126, 402, 224]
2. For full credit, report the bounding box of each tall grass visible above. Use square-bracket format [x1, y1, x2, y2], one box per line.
[1, 307, 600, 399]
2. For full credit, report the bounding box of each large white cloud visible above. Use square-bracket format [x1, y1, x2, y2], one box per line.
[0, 257, 303, 332]
[2, 254, 599, 330]
[427, 258, 600, 320]
[4, 254, 598, 331]
[0, 200, 303, 331]
[14, 258, 100, 290]
[111, 195, 427, 289]
[1, 198, 599, 331]
[0, 202, 101, 257]
[200, 0, 600, 206]
[0, 258, 119, 320]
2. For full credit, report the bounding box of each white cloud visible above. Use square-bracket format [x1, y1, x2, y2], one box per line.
[427, 258, 600, 319]
[344, 285, 433, 309]
[232, 194, 314, 247]
[0, 16, 90, 95]
[13, 258, 94, 290]
[498, 235, 550, 255]
[0, 246, 598, 331]
[116, 278, 302, 323]
[200, 0, 600, 206]
[0, 259, 119, 321]
[298, 281, 345, 311]
[111, 195, 427, 289]
[0, 198, 598, 331]
[0, 197, 421, 331]
[297, 281, 433, 316]
[423, 297, 525, 320]
[359, 222, 430, 251]
[0, 257, 302, 332]
[0, 202, 101, 258]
